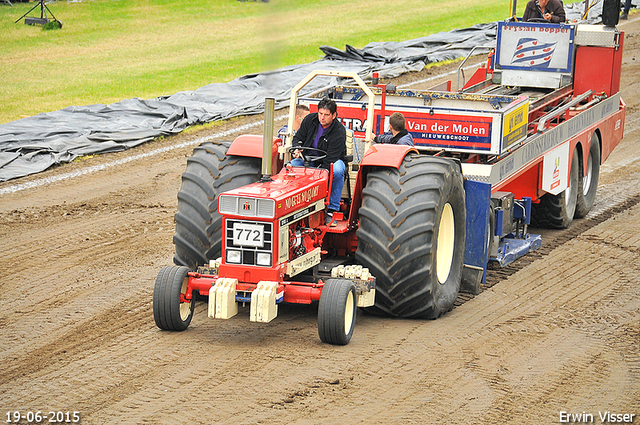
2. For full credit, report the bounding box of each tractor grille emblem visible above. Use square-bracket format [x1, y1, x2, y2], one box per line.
[243, 201, 251, 211]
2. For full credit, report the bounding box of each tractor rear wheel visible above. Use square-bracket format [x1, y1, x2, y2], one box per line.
[153, 266, 195, 331]
[356, 155, 466, 319]
[173, 142, 261, 269]
[575, 134, 601, 218]
[317, 279, 357, 345]
[531, 145, 579, 229]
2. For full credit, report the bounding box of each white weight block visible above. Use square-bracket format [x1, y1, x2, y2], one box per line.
[211, 278, 238, 319]
[207, 282, 217, 318]
[345, 267, 355, 279]
[357, 288, 376, 307]
[250, 281, 279, 323]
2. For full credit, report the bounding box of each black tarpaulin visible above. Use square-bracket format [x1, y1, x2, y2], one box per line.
[0, 2, 609, 181]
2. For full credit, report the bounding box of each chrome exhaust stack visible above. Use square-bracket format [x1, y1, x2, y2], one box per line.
[261, 97, 275, 182]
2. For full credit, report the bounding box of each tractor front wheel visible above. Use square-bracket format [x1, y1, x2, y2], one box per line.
[153, 266, 195, 331]
[317, 279, 357, 345]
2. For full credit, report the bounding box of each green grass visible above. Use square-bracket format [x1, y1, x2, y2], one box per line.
[0, 0, 568, 124]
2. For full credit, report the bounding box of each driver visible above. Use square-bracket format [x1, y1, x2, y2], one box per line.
[523, 0, 566, 22]
[291, 97, 346, 224]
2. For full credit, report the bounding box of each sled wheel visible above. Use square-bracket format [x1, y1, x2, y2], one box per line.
[153, 266, 195, 331]
[318, 279, 357, 345]
[575, 134, 601, 218]
[531, 145, 579, 229]
[356, 155, 466, 319]
[173, 141, 261, 269]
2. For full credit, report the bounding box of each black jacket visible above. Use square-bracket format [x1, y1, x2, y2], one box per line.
[523, 0, 566, 23]
[292, 112, 346, 170]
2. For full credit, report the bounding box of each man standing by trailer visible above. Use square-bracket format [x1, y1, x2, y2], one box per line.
[291, 97, 346, 225]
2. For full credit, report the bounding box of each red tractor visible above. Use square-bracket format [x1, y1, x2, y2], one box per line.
[155, 16, 625, 344]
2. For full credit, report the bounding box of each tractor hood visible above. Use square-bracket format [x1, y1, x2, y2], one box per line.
[218, 166, 329, 219]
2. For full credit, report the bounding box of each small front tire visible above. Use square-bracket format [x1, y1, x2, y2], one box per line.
[153, 266, 195, 331]
[318, 279, 357, 345]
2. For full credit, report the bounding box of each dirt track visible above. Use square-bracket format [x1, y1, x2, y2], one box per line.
[1, 17, 640, 425]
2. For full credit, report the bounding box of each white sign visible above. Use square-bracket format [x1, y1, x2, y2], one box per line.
[541, 142, 570, 195]
[498, 22, 575, 73]
[233, 222, 264, 247]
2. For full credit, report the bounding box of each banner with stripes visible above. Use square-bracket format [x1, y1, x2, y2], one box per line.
[511, 38, 558, 67]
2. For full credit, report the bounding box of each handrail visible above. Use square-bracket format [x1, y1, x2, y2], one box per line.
[536, 90, 592, 133]
[456, 46, 492, 92]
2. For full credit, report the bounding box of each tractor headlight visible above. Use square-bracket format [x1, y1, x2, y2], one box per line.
[226, 250, 242, 264]
[256, 252, 272, 266]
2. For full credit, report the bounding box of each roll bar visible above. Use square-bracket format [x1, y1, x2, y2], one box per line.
[281, 70, 375, 155]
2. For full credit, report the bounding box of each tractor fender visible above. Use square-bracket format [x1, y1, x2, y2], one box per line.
[228, 134, 282, 158]
[228, 134, 283, 171]
[360, 144, 418, 169]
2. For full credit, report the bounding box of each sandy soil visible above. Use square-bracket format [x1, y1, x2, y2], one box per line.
[1, 17, 640, 425]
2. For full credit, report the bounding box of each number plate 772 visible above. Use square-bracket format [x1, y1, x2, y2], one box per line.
[232, 223, 264, 247]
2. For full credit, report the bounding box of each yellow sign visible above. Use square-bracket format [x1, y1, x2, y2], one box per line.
[502, 102, 529, 149]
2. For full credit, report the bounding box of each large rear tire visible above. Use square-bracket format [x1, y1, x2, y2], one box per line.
[153, 266, 195, 331]
[356, 155, 466, 319]
[575, 134, 601, 218]
[317, 279, 357, 345]
[173, 142, 261, 269]
[531, 145, 579, 229]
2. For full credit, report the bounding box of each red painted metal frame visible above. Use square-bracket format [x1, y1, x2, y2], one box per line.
[493, 99, 626, 201]
[185, 272, 325, 305]
[462, 67, 488, 91]
[573, 34, 624, 99]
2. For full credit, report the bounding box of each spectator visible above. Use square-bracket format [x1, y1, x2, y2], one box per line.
[374, 112, 414, 146]
[621, 0, 631, 19]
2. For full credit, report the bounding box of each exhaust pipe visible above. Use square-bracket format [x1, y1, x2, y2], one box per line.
[261, 97, 275, 181]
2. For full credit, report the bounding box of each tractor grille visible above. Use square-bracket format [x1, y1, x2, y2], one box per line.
[225, 219, 273, 267]
[219, 195, 275, 219]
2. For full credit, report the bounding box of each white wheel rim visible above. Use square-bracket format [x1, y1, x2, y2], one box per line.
[436, 203, 455, 284]
[344, 290, 354, 335]
[583, 153, 593, 196]
[179, 275, 191, 321]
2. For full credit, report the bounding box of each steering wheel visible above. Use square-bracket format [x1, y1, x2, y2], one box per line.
[288, 146, 328, 167]
[527, 18, 549, 23]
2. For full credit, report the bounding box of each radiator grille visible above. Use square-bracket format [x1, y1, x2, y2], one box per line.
[225, 220, 273, 267]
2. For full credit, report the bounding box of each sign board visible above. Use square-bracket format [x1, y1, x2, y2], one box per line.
[542, 141, 570, 195]
[502, 101, 529, 151]
[496, 22, 576, 74]
[302, 92, 529, 155]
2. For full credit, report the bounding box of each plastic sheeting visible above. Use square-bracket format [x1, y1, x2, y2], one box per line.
[0, 2, 608, 181]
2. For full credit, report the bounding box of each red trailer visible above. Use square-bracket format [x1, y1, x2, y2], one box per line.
[156, 18, 625, 345]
